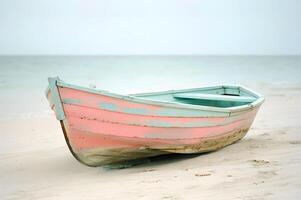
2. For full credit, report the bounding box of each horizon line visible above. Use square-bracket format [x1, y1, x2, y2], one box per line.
[0, 54, 300, 57]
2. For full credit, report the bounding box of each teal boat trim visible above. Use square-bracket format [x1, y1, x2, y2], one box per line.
[47, 77, 66, 120]
[46, 77, 265, 117]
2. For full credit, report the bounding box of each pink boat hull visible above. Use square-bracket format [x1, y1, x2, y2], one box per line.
[46, 78, 263, 166]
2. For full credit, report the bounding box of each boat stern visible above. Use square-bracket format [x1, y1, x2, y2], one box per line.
[45, 77, 65, 121]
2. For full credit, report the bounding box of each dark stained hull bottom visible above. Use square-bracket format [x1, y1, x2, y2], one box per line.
[62, 122, 249, 167]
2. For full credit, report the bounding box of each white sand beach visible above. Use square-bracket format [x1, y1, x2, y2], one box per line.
[1, 56, 301, 199]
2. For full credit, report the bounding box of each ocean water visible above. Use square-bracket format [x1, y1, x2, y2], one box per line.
[0, 56, 300, 120]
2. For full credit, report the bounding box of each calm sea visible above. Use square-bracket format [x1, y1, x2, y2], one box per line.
[0, 56, 300, 119]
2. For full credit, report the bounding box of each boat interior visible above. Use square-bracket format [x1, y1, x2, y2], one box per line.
[133, 86, 258, 108]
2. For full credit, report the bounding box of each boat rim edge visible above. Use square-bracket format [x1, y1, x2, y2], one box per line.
[46, 77, 265, 114]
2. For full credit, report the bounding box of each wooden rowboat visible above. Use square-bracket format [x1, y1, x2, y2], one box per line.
[46, 77, 264, 166]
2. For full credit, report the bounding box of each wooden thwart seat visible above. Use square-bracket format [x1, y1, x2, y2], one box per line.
[173, 93, 256, 103]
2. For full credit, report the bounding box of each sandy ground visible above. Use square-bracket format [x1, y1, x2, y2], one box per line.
[1, 83, 301, 200]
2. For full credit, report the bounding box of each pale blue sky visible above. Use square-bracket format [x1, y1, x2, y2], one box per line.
[0, 0, 300, 55]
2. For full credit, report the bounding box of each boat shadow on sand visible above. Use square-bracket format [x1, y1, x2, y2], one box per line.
[103, 153, 209, 169]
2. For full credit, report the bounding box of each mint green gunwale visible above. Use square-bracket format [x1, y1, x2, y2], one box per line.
[46, 77, 264, 118]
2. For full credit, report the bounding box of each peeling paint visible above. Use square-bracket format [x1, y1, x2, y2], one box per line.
[122, 107, 149, 115]
[62, 98, 82, 104]
[99, 101, 118, 111]
[72, 128, 249, 166]
[46, 77, 264, 167]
